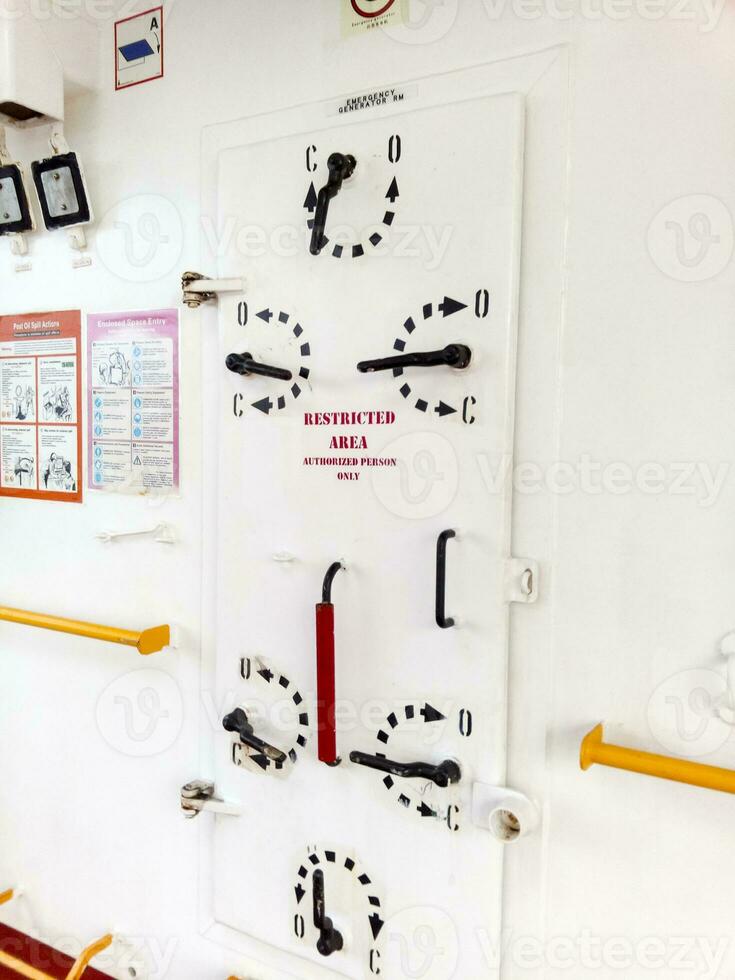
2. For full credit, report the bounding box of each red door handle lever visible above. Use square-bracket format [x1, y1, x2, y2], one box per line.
[316, 561, 344, 766]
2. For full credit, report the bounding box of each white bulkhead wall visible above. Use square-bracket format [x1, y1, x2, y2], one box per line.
[0, 2, 734, 978]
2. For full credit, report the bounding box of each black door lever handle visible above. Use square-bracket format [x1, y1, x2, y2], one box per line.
[222, 707, 288, 765]
[436, 529, 456, 629]
[310, 152, 357, 256]
[357, 344, 472, 374]
[225, 351, 293, 381]
[312, 869, 343, 956]
[350, 750, 461, 787]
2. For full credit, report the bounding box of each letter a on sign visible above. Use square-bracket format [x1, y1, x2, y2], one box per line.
[115, 5, 164, 91]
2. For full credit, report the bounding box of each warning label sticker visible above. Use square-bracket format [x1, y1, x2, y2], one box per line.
[341, 0, 405, 36]
[0, 310, 83, 503]
[115, 6, 164, 91]
[327, 84, 418, 116]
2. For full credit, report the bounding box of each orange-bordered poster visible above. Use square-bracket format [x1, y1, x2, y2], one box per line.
[0, 310, 83, 503]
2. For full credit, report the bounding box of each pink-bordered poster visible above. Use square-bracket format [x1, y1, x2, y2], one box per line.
[87, 309, 180, 494]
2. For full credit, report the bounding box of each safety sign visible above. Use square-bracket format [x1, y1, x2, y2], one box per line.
[0, 310, 83, 503]
[341, 0, 405, 36]
[87, 309, 180, 494]
[115, 6, 164, 91]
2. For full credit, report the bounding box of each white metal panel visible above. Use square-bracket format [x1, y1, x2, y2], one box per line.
[203, 82, 524, 978]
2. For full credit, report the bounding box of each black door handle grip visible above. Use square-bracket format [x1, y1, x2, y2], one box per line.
[357, 344, 472, 374]
[222, 707, 288, 764]
[350, 751, 461, 787]
[436, 529, 456, 629]
[225, 352, 293, 381]
[310, 152, 356, 256]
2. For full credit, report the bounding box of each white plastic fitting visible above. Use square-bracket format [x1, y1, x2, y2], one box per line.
[472, 783, 539, 843]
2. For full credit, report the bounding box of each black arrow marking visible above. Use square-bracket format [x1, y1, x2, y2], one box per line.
[418, 802, 437, 818]
[434, 401, 457, 418]
[369, 914, 384, 941]
[251, 754, 269, 771]
[295, 883, 305, 904]
[439, 296, 468, 317]
[256, 308, 273, 322]
[386, 177, 399, 202]
[258, 668, 274, 683]
[421, 703, 446, 724]
[303, 182, 317, 212]
[398, 794, 411, 808]
[252, 397, 273, 415]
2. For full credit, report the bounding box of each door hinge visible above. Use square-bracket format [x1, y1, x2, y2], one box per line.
[181, 780, 243, 819]
[181, 270, 245, 308]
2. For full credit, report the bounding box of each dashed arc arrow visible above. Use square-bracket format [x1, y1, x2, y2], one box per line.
[421, 703, 446, 724]
[252, 397, 273, 415]
[369, 913, 384, 941]
[434, 401, 457, 418]
[256, 308, 273, 322]
[438, 296, 467, 317]
[303, 182, 317, 212]
[295, 883, 305, 904]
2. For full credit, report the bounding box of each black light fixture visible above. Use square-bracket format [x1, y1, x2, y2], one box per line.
[31, 151, 91, 230]
[0, 163, 34, 235]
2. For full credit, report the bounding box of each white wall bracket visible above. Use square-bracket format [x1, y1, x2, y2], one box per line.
[96, 522, 177, 545]
[504, 558, 539, 604]
[181, 780, 243, 819]
[472, 783, 539, 842]
[182, 270, 245, 308]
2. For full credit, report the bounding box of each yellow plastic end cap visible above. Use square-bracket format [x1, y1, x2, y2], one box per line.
[137, 625, 171, 655]
[580, 723, 604, 771]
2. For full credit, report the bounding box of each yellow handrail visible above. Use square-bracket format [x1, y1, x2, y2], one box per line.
[0, 933, 113, 980]
[581, 723, 735, 795]
[0, 891, 112, 978]
[0, 607, 170, 656]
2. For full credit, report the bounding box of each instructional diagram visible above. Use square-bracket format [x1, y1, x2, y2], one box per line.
[114, 6, 164, 91]
[0, 311, 82, 502]
[87, 309, 180, 494]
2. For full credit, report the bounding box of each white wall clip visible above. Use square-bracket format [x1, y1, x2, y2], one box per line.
[96, 522, 177, 545]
